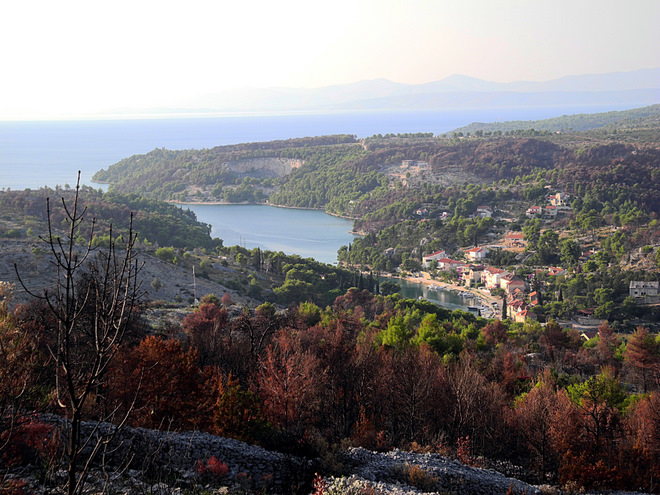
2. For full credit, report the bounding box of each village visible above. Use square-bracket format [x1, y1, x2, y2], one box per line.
[398, 187, 660, 335]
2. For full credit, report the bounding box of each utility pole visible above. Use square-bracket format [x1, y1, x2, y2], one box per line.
[193, 265, 197, 303]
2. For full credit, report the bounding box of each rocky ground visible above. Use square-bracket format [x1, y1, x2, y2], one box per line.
[0, 239, 254, 308]
[2, 419, 650, 495]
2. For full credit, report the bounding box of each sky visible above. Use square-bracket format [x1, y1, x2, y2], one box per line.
[1, 0, 658, 120]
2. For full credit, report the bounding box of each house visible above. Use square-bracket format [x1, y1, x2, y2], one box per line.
[504, 232, 527, 248]
[506, 298, 537, 322]
[580, 330, 598, 342]
[629, 281, 659, 298]
[526, 206, 542, 218]
[462, 264, 485, 287]
[515, 308, 537, 323]
[500, 273, 525, 295]
[435, 257, 466, 271]
[547, 266, 567, 277]
[465, 246, 489, 261]
[476, 206, 492, 218]
[511, 288, 525, 301]
[507, 298, 525, 317]
[549, 192, 569, 206]
[415, 208, 429, 216]
[579, 250, 595, 262]
[529, 291, 539, 304]
[383, 247, 397, 259]
[545, 205, 558, 218]
[483, 267, 508, 289]
[422, 250, 447, 268]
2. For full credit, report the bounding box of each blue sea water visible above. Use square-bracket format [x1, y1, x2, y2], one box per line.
[180, 203, 356, 266]
[0, 105, 631, 191]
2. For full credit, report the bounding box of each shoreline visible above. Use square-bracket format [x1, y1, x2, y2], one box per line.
[383, 271, 502, 313]
[169, 199, 358, 221]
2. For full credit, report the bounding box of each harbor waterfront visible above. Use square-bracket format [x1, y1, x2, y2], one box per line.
[382, 272, 501, 317]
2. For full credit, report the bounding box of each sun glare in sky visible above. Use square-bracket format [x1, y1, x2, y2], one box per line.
[1, 0, 658, 119]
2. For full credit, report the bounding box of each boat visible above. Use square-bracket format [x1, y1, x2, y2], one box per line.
[467, 306, 481, 316]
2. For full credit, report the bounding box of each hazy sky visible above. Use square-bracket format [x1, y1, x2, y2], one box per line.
[1, 0, 658, 119]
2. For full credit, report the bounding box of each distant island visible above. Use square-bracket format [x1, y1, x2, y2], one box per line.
[105, 67, 659, 116]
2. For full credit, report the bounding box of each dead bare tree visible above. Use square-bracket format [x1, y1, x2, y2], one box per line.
[16, 173, 144, 495]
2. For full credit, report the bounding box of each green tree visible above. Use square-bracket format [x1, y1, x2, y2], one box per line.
[378, 313, 413, 348]
[380, 280, 401, 296]
[560, 239, 581, 267]
[523, 219, 541, 250]
[236, 253, 248, 267]
[150, 277, 162, 292]
[155, 246, 176, 263]
[580, 209, 601, 241]
[537, 229, 560, 265]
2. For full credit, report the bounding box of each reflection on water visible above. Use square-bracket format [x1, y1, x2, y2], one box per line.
[381, 277, 477, 310]
[180, 203, 356, 265]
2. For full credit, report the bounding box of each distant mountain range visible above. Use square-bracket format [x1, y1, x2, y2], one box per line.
[145, 68, 660, 115]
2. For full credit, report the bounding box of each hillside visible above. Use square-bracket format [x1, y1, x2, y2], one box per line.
[451, 103, 660, 134]
[92, 135, 362, 202]
[92, 106, 660, 214]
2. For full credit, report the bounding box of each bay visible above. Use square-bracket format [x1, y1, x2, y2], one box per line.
[183, 203, 480, 310]
[180, 203, 356, 266]
[385, 277, 482, 311]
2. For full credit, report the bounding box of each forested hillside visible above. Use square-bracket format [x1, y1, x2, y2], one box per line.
[0, 185, 222, 250]
[452, 103, 660, 134]
[93, 135, 362, 202]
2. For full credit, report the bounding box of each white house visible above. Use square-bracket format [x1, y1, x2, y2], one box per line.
[422, 250, 447, 268]
[476, 206, 492, 218]
[435, 257, 466, 271]
[482, 267, 508, 289]
[526, 206, 542, 218]
[465, 246, 489, 261]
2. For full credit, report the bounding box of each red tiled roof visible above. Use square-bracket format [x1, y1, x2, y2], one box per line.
[437, 258, 463, 264]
